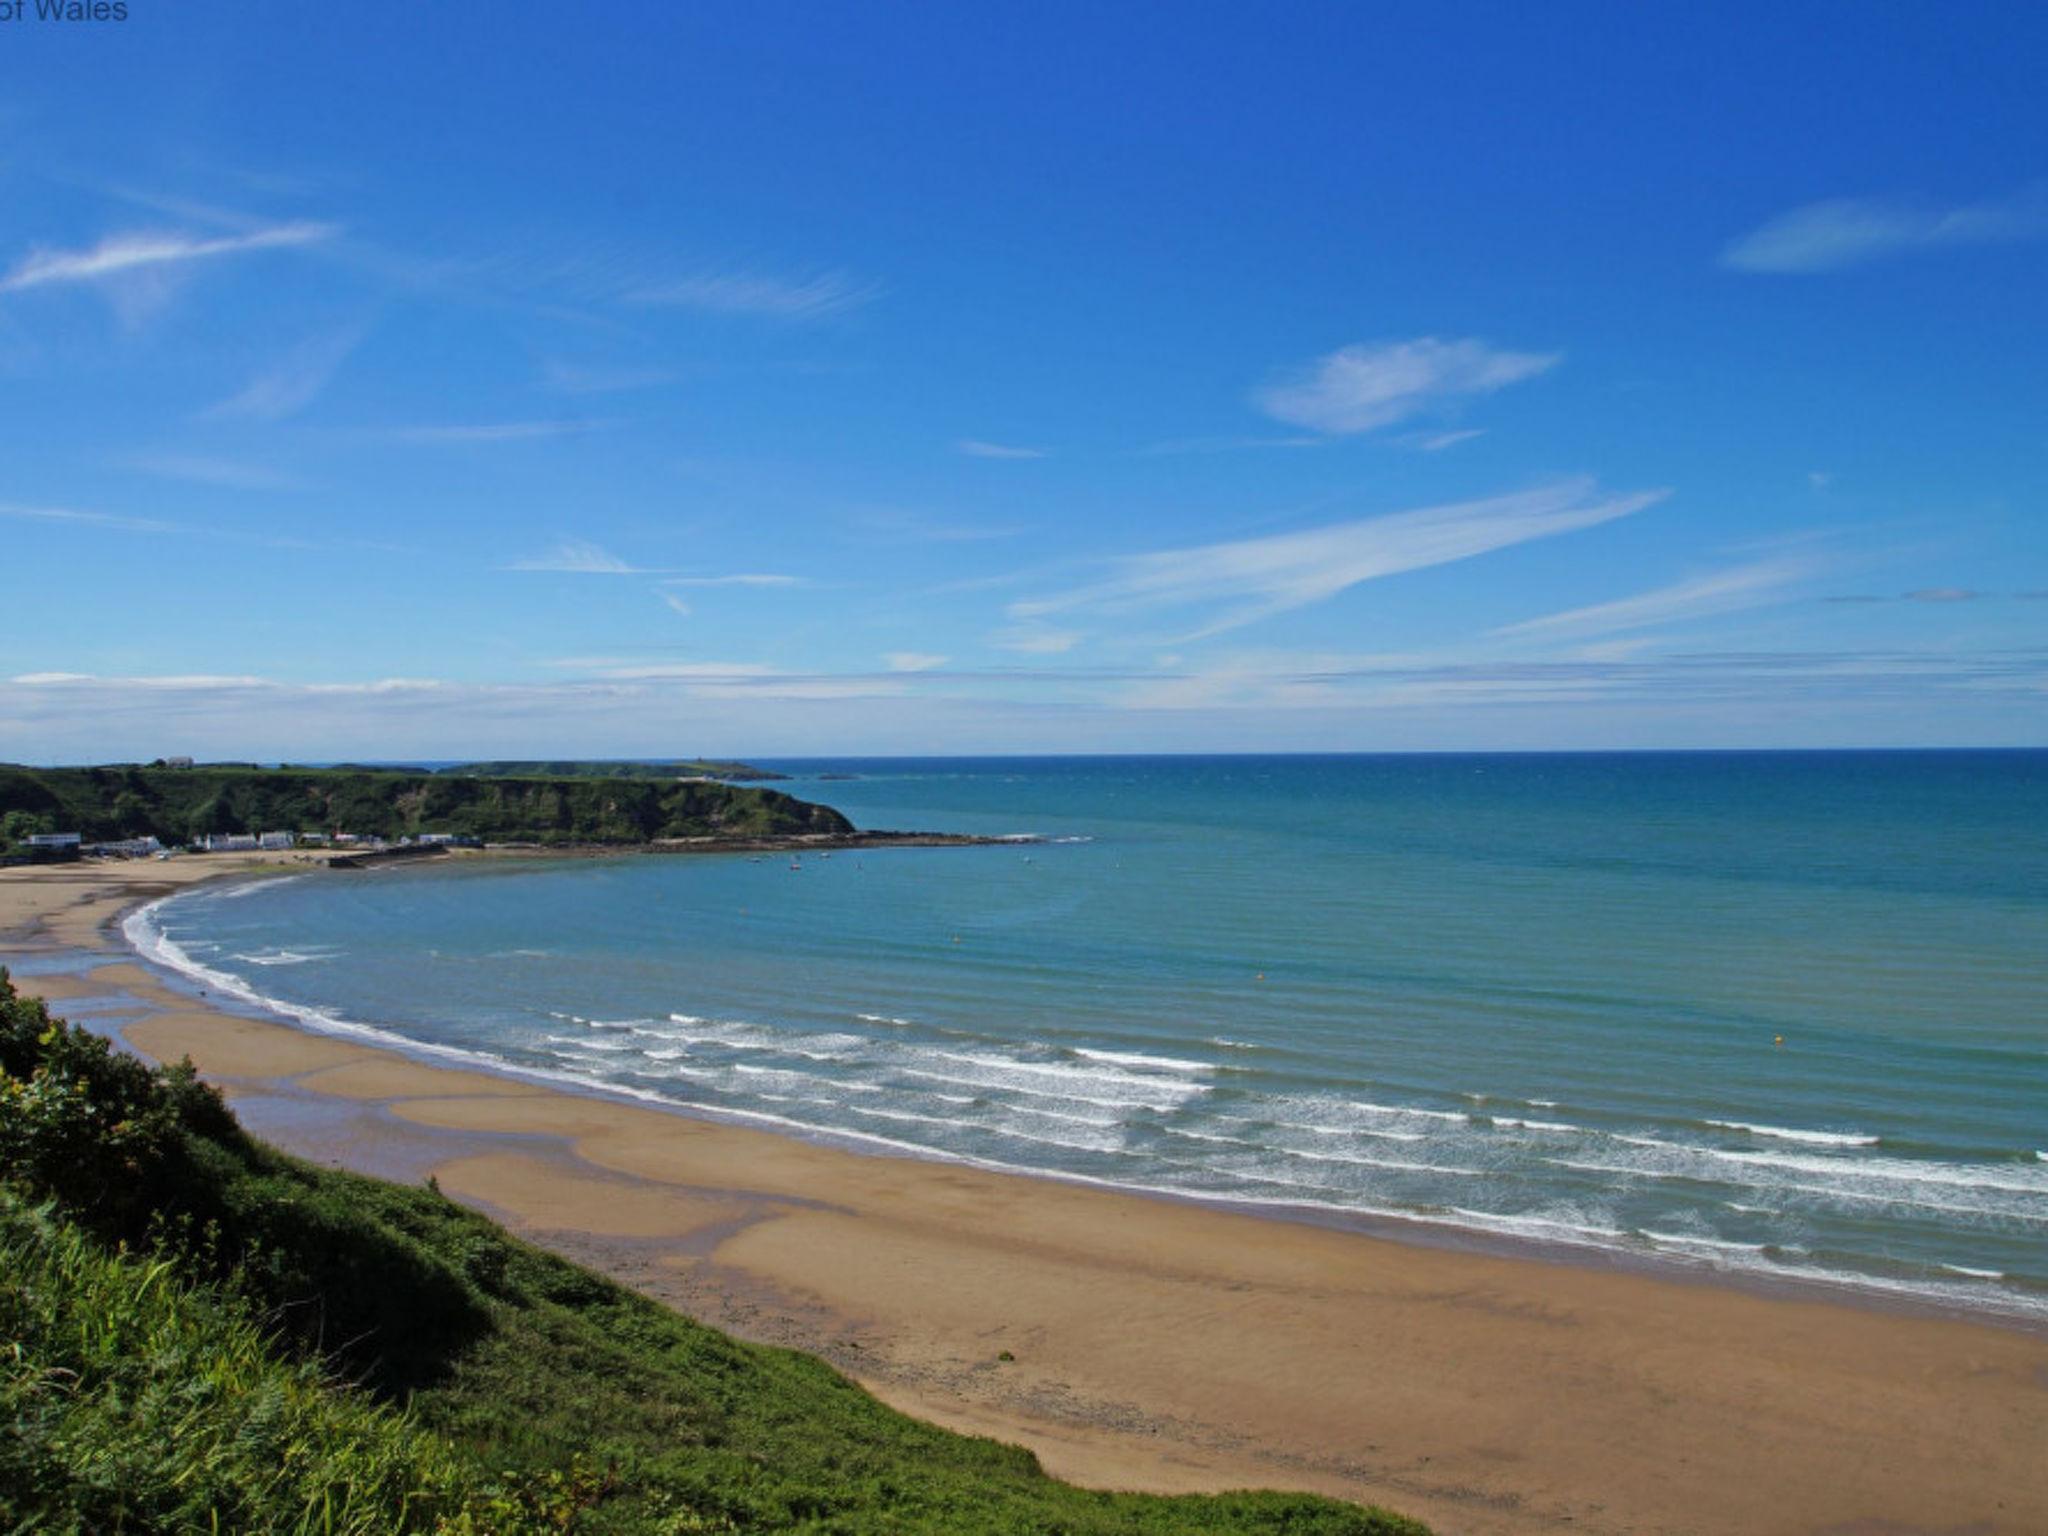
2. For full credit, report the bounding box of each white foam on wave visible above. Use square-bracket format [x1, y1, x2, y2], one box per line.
[1704, 1145, 2048, 1197]
[1638, 1229, 1771, 1255]
[1492, 1116, 1580, 1134]
[846, 1102, 1129, 1159]
[1268, 1144, 1491, 1178]
[232, 948, 336, 967]
[1446, 1208, 1629, 1245]
[1707, 1119, 1877, 1147]
[1355, 1100, 1467, 1124]
[928, 1047, 1206, 1102]
[1000, 1100, 1121, 1129]
[1545, 1142, 2048, 1226]
[1198, 1113, 1431, 1147]
[1548, 1156, 1693, 1183]
[1071, 1046, 1211, 1075]
[206, 875, 306, 902]
[894, 1064, 1166, 1114]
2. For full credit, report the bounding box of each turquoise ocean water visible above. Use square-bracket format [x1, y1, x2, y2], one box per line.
[128, 753, 2048, 1321]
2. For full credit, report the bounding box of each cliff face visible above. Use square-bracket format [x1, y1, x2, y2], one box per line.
[0, 765, 854, 847]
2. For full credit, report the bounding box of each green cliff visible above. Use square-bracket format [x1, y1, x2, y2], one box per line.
[0, 764, 849, 848]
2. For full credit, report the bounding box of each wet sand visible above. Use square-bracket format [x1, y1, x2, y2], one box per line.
[4, 857, 2044, 1536]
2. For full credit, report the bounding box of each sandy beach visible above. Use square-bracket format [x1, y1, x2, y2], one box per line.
[4, 855, 2044, 1536]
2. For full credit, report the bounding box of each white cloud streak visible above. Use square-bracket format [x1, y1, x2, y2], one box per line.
[540, 360, 676, 395]
[1, 500, 177, 533]
[505, 539, 643, 574]
[395, 419, 604, 444]
[1011, 479, 1663, 640]
[884, 651, 949, 672]
[1491, 557, 1814, 643]
[208, 327, 364, 420]
[958, 439, 1046, 460]
[132, 455, 303, 492]
[988, 625, 1084, 655]
[1255, 337, 1560, 435]
[0, 222, 336, 292]
[628, 269, 875, 319]
[1722, 185, 2048, 273]
[1412, 428, 1486, 452]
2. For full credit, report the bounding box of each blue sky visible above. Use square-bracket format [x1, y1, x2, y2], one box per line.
[3, 3, 2044, 760]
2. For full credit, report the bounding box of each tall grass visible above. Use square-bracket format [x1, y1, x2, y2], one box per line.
[0, 1191, 496, 1533]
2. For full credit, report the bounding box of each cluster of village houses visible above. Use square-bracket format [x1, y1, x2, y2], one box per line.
[19, 829, 480, 862]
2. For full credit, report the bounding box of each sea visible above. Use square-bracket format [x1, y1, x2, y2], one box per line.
[125, 752, 2048, 1323]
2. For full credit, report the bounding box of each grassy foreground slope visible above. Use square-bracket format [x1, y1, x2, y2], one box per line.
[0, 763, 849, 847]
[0, 974, 1427, 1535]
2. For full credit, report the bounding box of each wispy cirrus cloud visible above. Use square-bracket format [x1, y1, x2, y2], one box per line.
[0, 220, 336, 293]
[958, 439, 1046, 460]
[1010, 479, 1662, 641]
[1722, 185, 2048, 273]
[394, 419, 607, 445]
[1133, 434, 1323, 457]
[856, 508, 1029, 543]
[131, 454, 304, 492]
[208, 325, 365, 420]
[1112, 647, 2048, 717]
[1255, 337, 1560, 436]
[1903, 586, 1981, 603]
[884, 651, 949, 672]
[539, 359, 676, 395]
[1826, 586, 1986, 605]
[1491, 556, 1815, 644]
[505, 538, 646, 574]
[1410, 428, 1486, 453]
[504, 545, 803, 582]
[1, 500, 178, 534]
[627, 268, 876, 319]
[988, 625, 1084, 655]
[658, 573, 807, 589]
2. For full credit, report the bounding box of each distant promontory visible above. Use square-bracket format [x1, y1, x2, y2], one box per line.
[0, 762, 841, 851]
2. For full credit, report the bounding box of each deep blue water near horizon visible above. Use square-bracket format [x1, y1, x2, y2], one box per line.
[133, 752, 2048, 1320]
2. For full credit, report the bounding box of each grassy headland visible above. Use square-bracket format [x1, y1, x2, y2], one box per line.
[0, 763, 847, 849]
[0, 971, 1424, 1534]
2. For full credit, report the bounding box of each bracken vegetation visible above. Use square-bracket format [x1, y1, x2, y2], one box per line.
[0, 971, 1428, 1535]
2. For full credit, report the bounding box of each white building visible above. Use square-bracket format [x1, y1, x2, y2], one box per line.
[197, 833, 260, 853]
[258, 831, 295, 851]
[90, 836, 164, 858]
